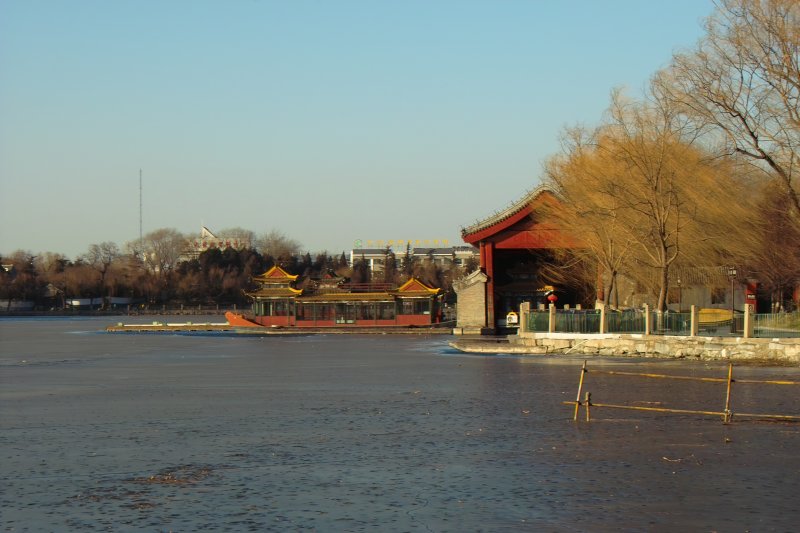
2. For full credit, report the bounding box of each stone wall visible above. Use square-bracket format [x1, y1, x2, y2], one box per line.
[452, 270, 489, 334]
[510, 332, 800, 363]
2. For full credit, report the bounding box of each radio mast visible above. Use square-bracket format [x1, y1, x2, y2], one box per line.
[139, 169, 143, 257]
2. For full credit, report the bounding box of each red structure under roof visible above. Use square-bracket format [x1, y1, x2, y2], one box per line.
[461, 186, 576, 249]
[459, 185, 580, 332]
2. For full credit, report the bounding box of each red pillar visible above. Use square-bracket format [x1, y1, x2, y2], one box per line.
[484, 242, 495, 330]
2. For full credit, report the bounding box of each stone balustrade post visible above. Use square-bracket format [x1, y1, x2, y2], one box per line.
[548, 303, 556, 333]
[599, 304, 607, 334]
[690, 305, 699, 337]
[519, 301, 530, 334]
[644, 304, 650, 335]
[744, 304, 754, 339]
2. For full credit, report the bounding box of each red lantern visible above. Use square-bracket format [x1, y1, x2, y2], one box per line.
[547, 293, 558, 303]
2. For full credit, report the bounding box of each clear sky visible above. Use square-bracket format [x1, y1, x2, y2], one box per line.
[0, 0, 714, 260]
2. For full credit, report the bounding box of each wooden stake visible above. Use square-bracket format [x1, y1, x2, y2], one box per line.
[584, 392, 592, 422]
[574, 360, 587, 421]
[724, 363, 734, 423]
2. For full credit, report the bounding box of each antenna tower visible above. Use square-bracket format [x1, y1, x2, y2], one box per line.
[139, 169, 143, 255]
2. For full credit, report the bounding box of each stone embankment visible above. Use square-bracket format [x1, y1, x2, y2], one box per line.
[450, 333, 800, 365]
[106, 322, 453, 335]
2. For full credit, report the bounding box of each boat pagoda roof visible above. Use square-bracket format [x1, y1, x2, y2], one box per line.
[395, 278, 440, 295]
[252, 265, 298, 282]
[246, 287, 303, 298]
[299, 292, 393, 303]
[247, 277, 440, 302]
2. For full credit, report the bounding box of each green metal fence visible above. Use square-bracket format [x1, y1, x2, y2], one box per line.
[554, 310, 601, 334]
[526, 311, 550, 332]
[650, 311, 692, 336]
[607, 311, 646, 333]
[524, 309, 799, 338]
[753, 312, 800, 339]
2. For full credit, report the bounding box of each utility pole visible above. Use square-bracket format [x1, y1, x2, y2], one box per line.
[139, 169, 143, 259]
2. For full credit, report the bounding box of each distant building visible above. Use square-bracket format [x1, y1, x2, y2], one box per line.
[349, 245, 478, 272]
[184, 226, 252, 260]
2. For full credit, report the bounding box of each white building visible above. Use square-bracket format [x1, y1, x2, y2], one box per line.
[349, 245, 478, 273]
[183, 226, 252, 260]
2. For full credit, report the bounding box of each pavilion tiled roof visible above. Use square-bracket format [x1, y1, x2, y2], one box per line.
[461, 184, 555, 238]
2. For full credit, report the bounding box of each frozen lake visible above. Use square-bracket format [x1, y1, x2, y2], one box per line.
[2, 316, 799, 531]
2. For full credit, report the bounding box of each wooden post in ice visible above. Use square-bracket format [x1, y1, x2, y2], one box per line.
[573, 360, 587, 421]
[723, 363, 734, 423]
[644, 304, 651, 335]
[690, 305, 699, 337]
[584, 391, 592, 422]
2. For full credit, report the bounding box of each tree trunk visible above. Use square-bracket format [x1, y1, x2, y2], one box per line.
[657, 265, 669, 313]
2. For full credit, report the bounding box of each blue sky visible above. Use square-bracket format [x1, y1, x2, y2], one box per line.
[0, 0, 714, 259]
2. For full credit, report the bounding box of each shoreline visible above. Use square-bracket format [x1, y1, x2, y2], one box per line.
[450, 332, 800, 365]
[0, 309, 236, 318]
[16, 312, 799, 363]
[104, 321, 453, 335]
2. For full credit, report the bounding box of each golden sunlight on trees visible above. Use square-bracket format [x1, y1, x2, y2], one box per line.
[545, 126, 633, 308]
[659, 0, 800, 214]
[545, 89, 753, 312]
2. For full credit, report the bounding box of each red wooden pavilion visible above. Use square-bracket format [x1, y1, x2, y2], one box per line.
[459, 186, 580, 332]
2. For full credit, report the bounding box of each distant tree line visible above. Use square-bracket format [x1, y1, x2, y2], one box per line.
[0, 230, 477, 311]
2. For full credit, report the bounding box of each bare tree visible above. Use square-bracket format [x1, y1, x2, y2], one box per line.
[35, 252, 69, 307]
[256, 230, 301, 265]
[546, 90, 752, 312]
[743, 181, 800, 310]
[545, 126, 635, 307]
[139, 228, 187, 278]
[660, 0, 800, 214]
[63, 261, 97, 299]
[0, 251, 41, 310]
[217, 227, 255, 246]
[83, 242, 121, 308]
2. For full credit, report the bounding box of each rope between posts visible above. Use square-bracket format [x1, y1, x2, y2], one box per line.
[589, 369, 727, 383]
[566, 360, 800, 424]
